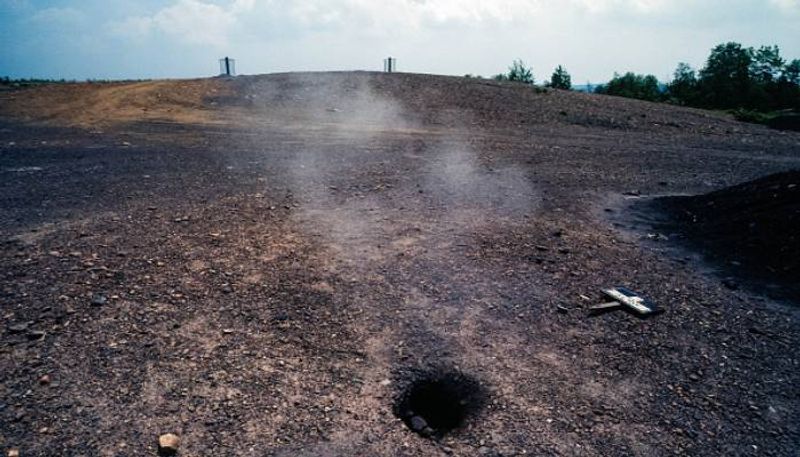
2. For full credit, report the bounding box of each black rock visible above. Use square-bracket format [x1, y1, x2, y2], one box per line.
[91, 294, 108, 306]
[409, 415, 428, 432]
[722, 278, 739, 290]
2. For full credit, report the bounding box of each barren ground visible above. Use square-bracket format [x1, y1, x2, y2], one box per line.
[1, 72, 800, 456]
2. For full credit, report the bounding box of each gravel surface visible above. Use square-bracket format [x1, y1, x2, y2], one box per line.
[1, 72, 800, 456]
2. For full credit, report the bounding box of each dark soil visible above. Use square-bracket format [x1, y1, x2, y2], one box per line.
[649, 171, 800, 303]
[1, 72, 800, 456]
[767, 114, 800, 132]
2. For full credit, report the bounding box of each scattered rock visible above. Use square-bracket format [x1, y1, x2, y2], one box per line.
[39, 375, 51, 385]
[7, 449, 20, 457]
[91, 294, 108, 306]
[158, 433, 180, 455]
[27, 330, 46, 341]
[8, 323, 28, 334]
[409, 415, 428, 433]
[722, 278, 739, 290]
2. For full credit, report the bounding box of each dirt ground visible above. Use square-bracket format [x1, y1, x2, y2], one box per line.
[1, 72, 800, 456]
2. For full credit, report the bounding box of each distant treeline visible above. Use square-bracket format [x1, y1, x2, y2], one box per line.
[488, 42, 799, 126]
[596, 42, 800, 113]
[0, 76, 151, 87]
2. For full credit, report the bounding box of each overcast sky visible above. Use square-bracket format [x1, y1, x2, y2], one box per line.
[1, 0, 798, 83]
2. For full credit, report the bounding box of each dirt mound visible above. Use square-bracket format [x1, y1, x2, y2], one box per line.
[0, 72, 764, 136]
[654, 171, 800, 301]
[0, 79, 230, 127]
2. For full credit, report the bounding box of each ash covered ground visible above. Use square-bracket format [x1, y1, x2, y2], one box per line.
[1, 72, 800, 456]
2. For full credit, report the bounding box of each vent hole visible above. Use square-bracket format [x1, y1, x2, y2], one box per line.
[394, 371, 487, 438]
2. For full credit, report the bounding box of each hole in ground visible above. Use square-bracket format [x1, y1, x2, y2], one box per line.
[394, 370, 487, 439]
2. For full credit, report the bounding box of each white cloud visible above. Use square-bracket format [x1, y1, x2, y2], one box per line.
[109, 0, 800, 48]
[111, 0, 257, 47]
[90, 0, 800, 82]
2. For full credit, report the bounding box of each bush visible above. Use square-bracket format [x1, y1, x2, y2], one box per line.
[595, 72, 663, 102]
[505, 60, 535, 85]
[547, 66, 572, 90]
[731, 108, 774, 124]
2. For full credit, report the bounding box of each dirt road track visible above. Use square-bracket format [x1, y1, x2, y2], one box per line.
[1, 72, 800, 456]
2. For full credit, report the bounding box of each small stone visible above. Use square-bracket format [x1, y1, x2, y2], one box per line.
[8, 323, 28, 334]
[39, 375, 51, 385]
[409, 415, 428, 432]
[8, 449, 20, 457]
[158, 433, 180, 455]
[721, 278, 739, 290]
[91, 294, 108, 306]
[27, 330, 45, 341]
[379, 379, 391, 387]
[556, 305, 569, 314]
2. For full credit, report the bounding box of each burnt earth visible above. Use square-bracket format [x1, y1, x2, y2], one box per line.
[649, 170, 800, 303]
[1, 72, 800, 456]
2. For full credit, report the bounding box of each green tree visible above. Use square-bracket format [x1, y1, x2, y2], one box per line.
[506, 59, 535, 85]
[668, 62, 699, 105]
[548, 65, 572, 90]
[750, 45, 785, 84]
[698, 42, 753, 109]
[782, 59, 800, 85]
[595, 72, 662, 102]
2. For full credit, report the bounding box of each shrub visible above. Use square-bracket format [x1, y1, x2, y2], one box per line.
[506, 60, 535, 85]
[547, 66, 572, 90]
[595, 72, 663, 102]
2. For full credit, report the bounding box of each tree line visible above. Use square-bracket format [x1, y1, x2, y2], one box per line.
[492, 42, 800, 115]
[599, 43, 800, 112]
